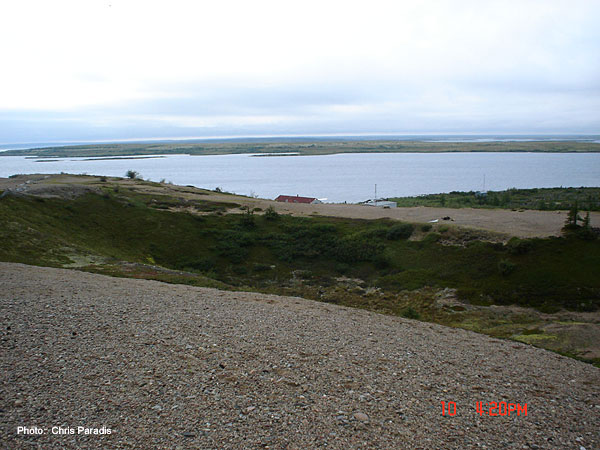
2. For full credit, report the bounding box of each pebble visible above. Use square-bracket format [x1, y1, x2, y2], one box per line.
[354, 412, 370, 422]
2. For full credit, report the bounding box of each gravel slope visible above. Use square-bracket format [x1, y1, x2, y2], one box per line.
[1, 263, 598, 449]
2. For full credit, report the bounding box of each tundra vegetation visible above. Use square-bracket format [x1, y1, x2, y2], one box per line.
[0, 178, 598, 365]
[390, 187, 600, 211]
[1, 140, 599, 158]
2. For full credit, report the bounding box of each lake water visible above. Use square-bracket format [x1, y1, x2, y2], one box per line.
[1, 152, 599, 203]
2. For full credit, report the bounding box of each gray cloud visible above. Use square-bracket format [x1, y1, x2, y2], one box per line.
[1, 1, 599, 143]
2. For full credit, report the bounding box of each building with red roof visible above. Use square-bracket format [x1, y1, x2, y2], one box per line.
[275, 195, 322, 204]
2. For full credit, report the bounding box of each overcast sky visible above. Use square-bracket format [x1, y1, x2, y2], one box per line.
[1, 0, 599, 144]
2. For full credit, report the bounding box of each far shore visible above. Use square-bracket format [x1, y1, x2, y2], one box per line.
[1, 139, 599, 158]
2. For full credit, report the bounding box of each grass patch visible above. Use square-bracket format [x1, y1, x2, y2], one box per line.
[390, 187, 600, 211]
[513, 333, 558, 344]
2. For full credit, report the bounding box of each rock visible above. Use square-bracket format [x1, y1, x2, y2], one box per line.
[354, 412, 369, 422]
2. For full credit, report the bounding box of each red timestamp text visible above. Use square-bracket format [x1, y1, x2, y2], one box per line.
[440, 401, 528, 416]
[476, 401, 527, 416]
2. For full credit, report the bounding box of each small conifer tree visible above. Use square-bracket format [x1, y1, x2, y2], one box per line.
[564, 202, 581, 230]
[582, 211, 590, 229]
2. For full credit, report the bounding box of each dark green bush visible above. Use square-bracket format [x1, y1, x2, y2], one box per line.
[215, 230, 254, 262]
[125, 170, 139, 179]
[335, 263, 350, 274]
[507, 238, 533, 254]
[253, 263, 272, 272]
[498, 259, 516, 276]
[333, 236, 383, 263]
[359, 227, 388, 239]
[314, 223, 337, 233]
[178, 257, 216, 272]
[263, 205, 280, 220]
[232, 266, 248, 275]
[373, 253, 391, 269]
[420, 224, 433, 232]
[239, 207, 255, 228]
[421, 232, 441, 244]
[401, 307, 421, 320]
[386, 223, 415, 240]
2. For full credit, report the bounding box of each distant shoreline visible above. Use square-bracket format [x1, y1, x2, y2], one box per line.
[1, 139, 600, 158]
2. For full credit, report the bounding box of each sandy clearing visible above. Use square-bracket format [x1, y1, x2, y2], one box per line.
[126, 179, 600, 238]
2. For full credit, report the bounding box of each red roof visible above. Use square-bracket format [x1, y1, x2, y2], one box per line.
[275, 195, 317, 204]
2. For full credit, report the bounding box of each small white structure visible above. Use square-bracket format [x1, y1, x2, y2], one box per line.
[365, 200, 397, 208]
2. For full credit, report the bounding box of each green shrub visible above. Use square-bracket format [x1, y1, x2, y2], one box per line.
[421, 232, 441, 244]
[401, 307, 421, 320]
[266, 225, 337, 261]
[498, 259, 516, 276]
[359, 227, 388, 239]
[333, 236, 383, 263]
[264, 205, 280, 220]
[386, 223, 414, 240]
[314, 223, 337, 233]
[507, 238, 533, 254]
[181, 257, 215, 272]
[215, 231, 253, 262]
[125, 170, 139, 179]
[232, 266, 248, 275]
[420, 224, 433, 232]
[253, 263, 272, 272]
[373, 253, 391, 269]
[335, 263, 350, 274]
[239, 206, 255, 228]
[297, 270, 313, 279]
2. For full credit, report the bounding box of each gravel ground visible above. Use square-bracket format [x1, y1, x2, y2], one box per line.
[1, 262, 598, 449]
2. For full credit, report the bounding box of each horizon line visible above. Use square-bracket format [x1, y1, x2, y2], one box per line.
[3, 132, 600, 148]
